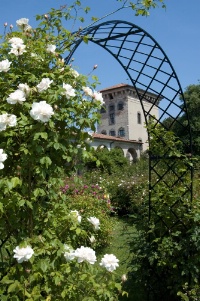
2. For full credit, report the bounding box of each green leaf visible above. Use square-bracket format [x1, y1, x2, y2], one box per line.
[54, 142, 60, 150]
[34, 132, 48, 140]
[8, 280, 21, 293]
[82, 36, 89, 44]
[0, 202, 3, 212]
[33, 188, 46, 197]
[40, 156, 52, 167]
[6, 177, 22, 190]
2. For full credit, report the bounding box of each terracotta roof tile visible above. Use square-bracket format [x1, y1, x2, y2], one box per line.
[100, 83, 130, 92]
[92, 133, 142, 144]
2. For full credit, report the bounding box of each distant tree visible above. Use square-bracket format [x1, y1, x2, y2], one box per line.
[178, 83, 200, 155]
[162, 83, 200, 155]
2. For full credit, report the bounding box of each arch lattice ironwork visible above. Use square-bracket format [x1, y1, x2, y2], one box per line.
[66, 20, 193, 300]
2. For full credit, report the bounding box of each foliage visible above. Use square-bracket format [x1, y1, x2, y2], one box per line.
[0, 7, 127, 300]
[162, 83, 200, 156]
[60, 177, 115, 249]
[83, 155, 149, 215]
[84, 147, 129, 174]
[121, 123, 200, 301]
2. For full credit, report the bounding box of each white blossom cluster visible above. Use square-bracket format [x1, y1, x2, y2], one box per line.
[0, 18, 98, 173]
[16, 18, 32, 32]
[0, 59, 11, 72]
[62, 83, 76, 98]
[13, 214, 119, 272]
[13, 245, 34, 263]
[0, 113, 17, 131]
[63, 245, 119, 271]
[30, 101, 54, 123]
[100, 254, 119, 272]
[82, 86, 104, 105]
[37, 78, 53, 93]
[70, 68, 79, 78]
[73, 246, 97, 264]
[47, 44, 56, 54]
[8, 37, 26, 56]
[70, 210, 100, 230]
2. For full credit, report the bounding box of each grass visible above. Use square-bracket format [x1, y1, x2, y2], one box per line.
[101, 216, 148, 301]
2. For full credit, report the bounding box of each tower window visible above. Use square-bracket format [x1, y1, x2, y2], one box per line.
[118, 102, 124, 110]
[109, 104, 115, 111]
[108, 93, 113, 100]
[118, 127, 125, 137]
[109, 113, 115, 125]
[109, 130, 116, 136]
[137, 112, 141, 124]
[101, 130, 107, 135]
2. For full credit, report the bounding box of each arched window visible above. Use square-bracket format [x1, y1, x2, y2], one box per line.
[118, 102, 124, 110]
[118, 127, 125, 137]
[109, 104, 115, 111]
[109, 129, 115, 136]
[137, 112, 141, 124]
[101, 130, 107, 135]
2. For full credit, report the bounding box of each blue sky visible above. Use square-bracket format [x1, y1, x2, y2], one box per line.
[0, 0, 199, 92]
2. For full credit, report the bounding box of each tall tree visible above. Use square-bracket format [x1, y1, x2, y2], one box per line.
[181, 83, 200, 155]
[163, 83, 200, 156]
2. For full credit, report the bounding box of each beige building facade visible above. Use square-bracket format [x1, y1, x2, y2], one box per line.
[97, 83, 159, 151]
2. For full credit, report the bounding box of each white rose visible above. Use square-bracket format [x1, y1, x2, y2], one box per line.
[8, 37, 24, 46]
[73, 246, 96, 264]
[9, 44, 26, 56]
[0, 149, 7, 169]
[62, 83, 76, 99]
[93, 91, 104, 104]
[0, 114, 7, 131]
[30, 101, 54, 123]
[24, 24, 32, 32]
[82, 86, 93, 97]
[18, 83, 31, 96]
[13, 245, 34, 263]
[37, 78, 53, 93]
[0, 113, 17, 131]
[99, 254, 119, 272]
[87, 216, 100, 230]
[46, 44, 56, 54]
[89, 235, 96, 243]
[7, 114, 17, 127]
[16, 18, 29, 30]
[0, 59, 11, 72]
[70, 68, 79, 78]
[7, 90, 26, 104]
[64, 245, 75, 261]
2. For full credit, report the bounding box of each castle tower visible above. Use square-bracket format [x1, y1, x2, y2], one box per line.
[97, 83, 159, 151]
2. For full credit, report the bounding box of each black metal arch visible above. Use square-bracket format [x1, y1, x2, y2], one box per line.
[66, 20, 193, 299]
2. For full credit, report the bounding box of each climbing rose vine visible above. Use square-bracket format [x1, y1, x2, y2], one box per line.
[0, 8, 125, 301]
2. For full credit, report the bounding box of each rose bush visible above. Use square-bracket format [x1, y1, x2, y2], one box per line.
[0, 6, 126, 300]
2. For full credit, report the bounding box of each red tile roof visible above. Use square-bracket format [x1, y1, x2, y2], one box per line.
[100, 83, 130, 92]
[92, 133, 142, 144]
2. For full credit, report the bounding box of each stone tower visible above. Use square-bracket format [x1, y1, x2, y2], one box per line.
[97, 83, 159, 151]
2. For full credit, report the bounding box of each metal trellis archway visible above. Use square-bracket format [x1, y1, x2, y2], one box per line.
[66, 20, 193, 300]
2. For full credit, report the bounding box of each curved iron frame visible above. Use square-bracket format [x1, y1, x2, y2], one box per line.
[66, 20, 193, 299]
